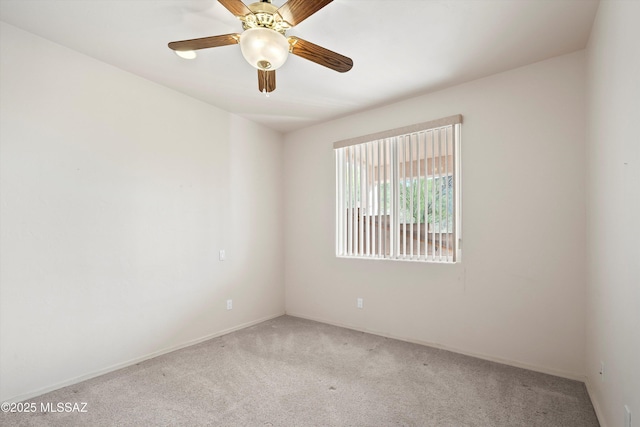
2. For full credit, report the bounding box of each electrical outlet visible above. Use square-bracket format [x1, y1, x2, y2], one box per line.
[226, 299, 232, 310]
[600, 361, 605, 382]
[357, 298, 363, 309]
[219, 250, 226, 261]
[625, 405, 632, 427]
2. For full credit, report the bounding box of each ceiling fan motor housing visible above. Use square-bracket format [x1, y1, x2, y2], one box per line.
[243, 1, 290, 34]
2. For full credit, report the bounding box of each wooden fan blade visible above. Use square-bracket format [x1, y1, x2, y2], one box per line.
[258, 69, 276, 93]
[168, 34, 239, 51]
[276, 0, 332, 26]
[218, 0, 252, 18]
[289, 37, 353, 73]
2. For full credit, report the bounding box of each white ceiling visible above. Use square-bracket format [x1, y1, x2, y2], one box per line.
[0, 0, 599, 133]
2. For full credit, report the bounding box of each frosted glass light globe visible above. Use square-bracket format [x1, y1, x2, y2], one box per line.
[240, 28, 289, 70]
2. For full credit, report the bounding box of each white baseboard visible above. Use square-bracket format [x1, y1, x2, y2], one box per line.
[286, 311, 586, 382]
[585, 377, 607, 427]
[6, 312, 285, 403]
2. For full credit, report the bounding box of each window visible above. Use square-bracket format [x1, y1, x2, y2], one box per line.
[334, 115, 462, 263]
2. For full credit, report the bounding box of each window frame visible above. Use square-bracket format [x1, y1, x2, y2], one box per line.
[334, 115, 462, 263]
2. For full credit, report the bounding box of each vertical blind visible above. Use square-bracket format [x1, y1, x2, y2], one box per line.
[334, 115, 462, 263]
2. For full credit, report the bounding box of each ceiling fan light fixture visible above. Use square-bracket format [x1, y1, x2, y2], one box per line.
[239, 27, 289, 70]
[175, 50, 197, 59]
[168, 0, 353, 93]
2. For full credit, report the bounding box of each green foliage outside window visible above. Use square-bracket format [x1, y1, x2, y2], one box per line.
[399, 176, 453, 232]
[345, 166, 453, 233]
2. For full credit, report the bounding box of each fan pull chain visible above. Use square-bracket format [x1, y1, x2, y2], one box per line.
[262, 71, 270, 97]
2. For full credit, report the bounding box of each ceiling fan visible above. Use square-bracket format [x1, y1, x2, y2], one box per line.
[168, 0, 353, 94]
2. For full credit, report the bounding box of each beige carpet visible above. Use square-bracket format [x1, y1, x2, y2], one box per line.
[2, 315, 599, 426]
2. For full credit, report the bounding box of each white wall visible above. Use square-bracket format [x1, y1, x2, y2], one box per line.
[585, 1, 640, 426]
[284, 52, 587, 379]
[0, 22, 284, 402]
